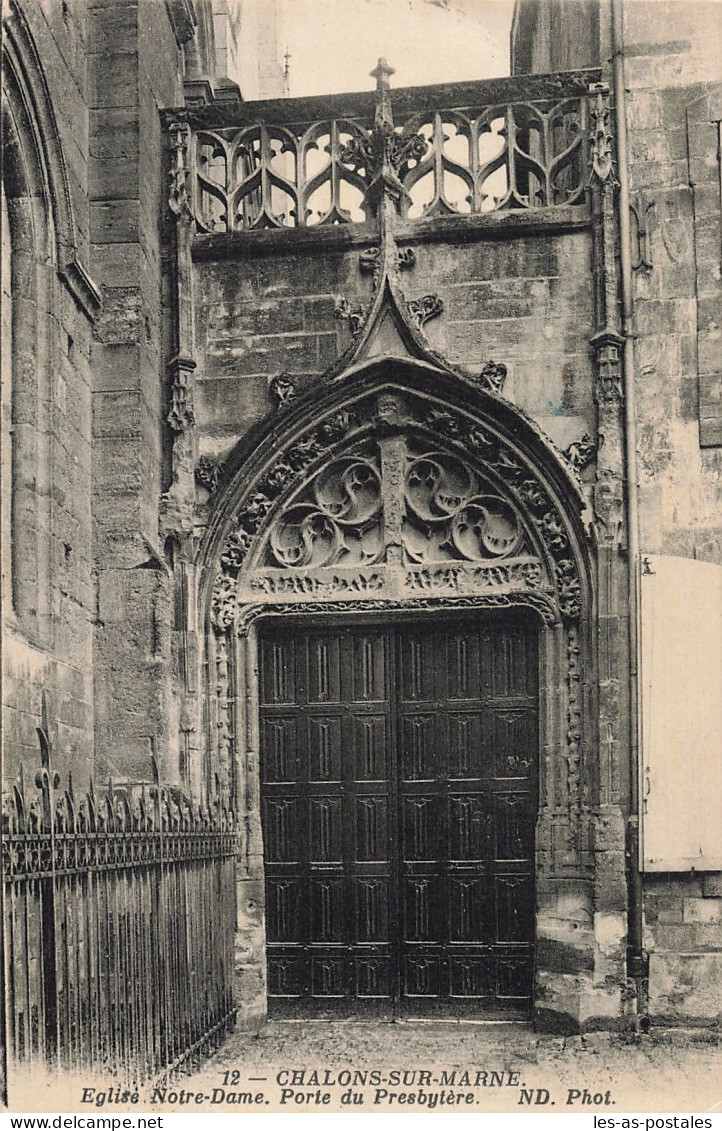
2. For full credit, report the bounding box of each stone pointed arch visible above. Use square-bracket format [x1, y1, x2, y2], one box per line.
[2, 0, 99, 316]
[199, 358, 592, 635]
[196, 354, 597, 1027]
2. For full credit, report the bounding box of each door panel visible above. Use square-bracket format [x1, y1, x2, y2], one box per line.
[260, 616, 537, 1018]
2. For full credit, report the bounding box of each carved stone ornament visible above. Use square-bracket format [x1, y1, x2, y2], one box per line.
[269, 372, 297, 410]
[471, 360, 508, 395]
[566, 625, 583, 812]
[588, 83, 615, 186]
[360, 245, 416, 280]
[237, 592, 559, 637]
[630, 195, 654, 271]
[337, 59, 428, 211]
[195, 454, 225, 494]
[564, 433, 596, 471]
[210, 394, 585, 628]
[167, 356, 196, 432]
[407, 294, 444, 328]
[593, 336, 623, 406]
[593, 468, 624, 547]
[335, 296, 367, 336]
[260, 443, 530, 572]
[168, 117, 192, 218]
[339, 124, 428, 186]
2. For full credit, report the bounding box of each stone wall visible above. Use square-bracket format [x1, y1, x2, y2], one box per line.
[624, 3, 722, 562]
[511, 0, 601, 73]
[622, 0, 722, 1025]
[644, 874, 722, 1025]
[88, 0, 185, 783]
[2, 0, 97, 786]
[510, 0, 722, 1029]
[193, 224, 596, 467]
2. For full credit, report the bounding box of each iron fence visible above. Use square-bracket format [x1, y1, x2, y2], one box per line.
[2, 724, 238, 1083]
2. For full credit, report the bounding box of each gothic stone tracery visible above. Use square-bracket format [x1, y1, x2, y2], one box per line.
[209, 391, 584, 630]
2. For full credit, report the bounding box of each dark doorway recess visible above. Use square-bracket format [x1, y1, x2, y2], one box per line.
[259, 614, 538, 1019]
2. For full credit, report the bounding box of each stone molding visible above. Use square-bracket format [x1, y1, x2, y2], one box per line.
[58, 258, 102, 322]
[166, 0, 197, 46]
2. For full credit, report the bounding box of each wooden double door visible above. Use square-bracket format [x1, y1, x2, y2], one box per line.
[259, 615, 538, 1018]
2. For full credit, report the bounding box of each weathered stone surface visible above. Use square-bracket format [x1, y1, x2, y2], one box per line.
[648, 953, 722, 1024]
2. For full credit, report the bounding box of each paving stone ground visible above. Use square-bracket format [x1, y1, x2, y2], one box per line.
[180, 1021, 722, 1115]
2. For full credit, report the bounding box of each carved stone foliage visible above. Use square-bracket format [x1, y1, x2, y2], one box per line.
[211, 409, 358, 628]
[407, 295, 444, 327]
[238, 592, 559, 636]
[470, 361, 508, 396]
[339, 123, 428, 185]
[564, 433, 596, 471]
[360, 245, 416, 281]
[415, 406, 582, 618]
[269, 372, 297, 409]
[196, 454, 225, 494]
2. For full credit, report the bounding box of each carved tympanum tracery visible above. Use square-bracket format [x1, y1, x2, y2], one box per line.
[404, 451, 524, 562]
[264, 444, 527, 570]
[270, 454, 383, 568]
[209, 396, 585, 628]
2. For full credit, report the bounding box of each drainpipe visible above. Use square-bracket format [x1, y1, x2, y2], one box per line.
[610, 0, 647, 989]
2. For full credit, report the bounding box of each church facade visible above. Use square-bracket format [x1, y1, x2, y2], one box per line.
[2, 0, 721, 1082]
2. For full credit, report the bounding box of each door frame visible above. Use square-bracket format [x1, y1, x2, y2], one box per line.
[240, 604, 548, 1020]
[197, 371, 607, 1029]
